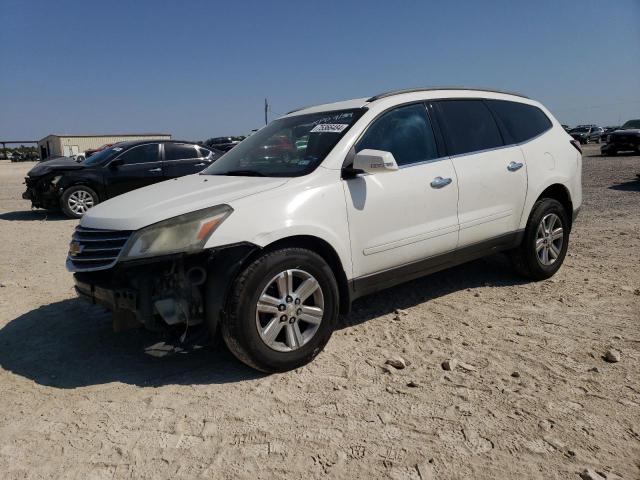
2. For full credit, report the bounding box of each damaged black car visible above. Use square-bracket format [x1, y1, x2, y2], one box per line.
[23, 140, 221, 218]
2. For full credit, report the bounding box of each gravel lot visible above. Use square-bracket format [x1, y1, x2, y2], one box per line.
[0, 145, 638, 479]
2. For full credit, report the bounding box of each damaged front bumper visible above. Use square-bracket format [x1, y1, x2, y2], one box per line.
[23, 176, 61, 209]
[73, 243, 258, 333]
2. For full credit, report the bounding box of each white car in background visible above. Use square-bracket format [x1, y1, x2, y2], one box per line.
[67, 87, 582, 372]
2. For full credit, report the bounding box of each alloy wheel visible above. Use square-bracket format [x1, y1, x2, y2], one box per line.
[536, 213, 563, 266]
[67, 190, 95, 215]
[255, 269, 324, 352]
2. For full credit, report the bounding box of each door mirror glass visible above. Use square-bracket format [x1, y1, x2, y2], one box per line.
[352, 149, 399, 174]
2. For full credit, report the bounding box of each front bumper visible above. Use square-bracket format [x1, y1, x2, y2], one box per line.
[72, 243, 259, 332]
[22, 178, 61, 209]
[75, 277, 137, 312]
[601, 141, 639, 153]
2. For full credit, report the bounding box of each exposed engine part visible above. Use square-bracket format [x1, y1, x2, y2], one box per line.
[148, 259, 205, 327]
[186, 266, 207, 286]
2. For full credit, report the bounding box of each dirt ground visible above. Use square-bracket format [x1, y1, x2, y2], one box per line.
[0, 145, 638, 479]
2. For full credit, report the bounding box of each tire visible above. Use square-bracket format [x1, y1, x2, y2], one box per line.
[60, 185, 99, 218]
[510, 198, 570, 281]
[221, 248, 339, 372]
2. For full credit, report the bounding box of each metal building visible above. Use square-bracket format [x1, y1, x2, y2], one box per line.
[37, 133, 172, 159]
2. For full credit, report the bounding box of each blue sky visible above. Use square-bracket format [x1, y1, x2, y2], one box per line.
[1, 0, 639, 141]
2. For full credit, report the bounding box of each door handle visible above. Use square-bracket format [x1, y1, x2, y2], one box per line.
[430, 176, 452, 189]
[148, 168, 161, 172]
[507, 161, 524, 172]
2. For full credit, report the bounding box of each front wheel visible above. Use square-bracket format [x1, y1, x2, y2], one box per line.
[61, 185, 99, 218]
[510, 198, 570, 280]
[221, 248, 339, 372]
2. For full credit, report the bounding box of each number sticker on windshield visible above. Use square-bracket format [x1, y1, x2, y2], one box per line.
[310, 123, 350, 133]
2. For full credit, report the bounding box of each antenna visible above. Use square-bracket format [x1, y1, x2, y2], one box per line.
[264, 98, 268, 125]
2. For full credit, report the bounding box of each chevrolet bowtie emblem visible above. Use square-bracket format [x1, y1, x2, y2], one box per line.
[69, 241, 83, 256]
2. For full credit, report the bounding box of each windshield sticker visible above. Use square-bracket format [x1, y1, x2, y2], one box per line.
[112, 147, 123, 152]
[310, 123, 349, 133]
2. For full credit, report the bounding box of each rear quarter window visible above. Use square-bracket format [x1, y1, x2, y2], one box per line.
[486, 100, 552, 144]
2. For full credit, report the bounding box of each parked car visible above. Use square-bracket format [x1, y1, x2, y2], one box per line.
[600, 126, 620, 143]
[85, 143, 115, 158]
[569, 125, 604, 144]
[67, 88, 582, 372]
[204, 136, 245, 152]
[601, 119, 640, 155]
[23, 140, 221, 218]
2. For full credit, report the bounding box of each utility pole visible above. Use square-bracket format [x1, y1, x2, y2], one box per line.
[264, 98, 268, 125]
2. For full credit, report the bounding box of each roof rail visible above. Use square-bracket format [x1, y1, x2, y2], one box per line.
[366, 87, 529, 102]
[286, 105, 314, 115]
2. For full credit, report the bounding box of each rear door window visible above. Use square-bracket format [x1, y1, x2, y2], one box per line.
[116, 144, 160, 164]
[356, 103, 439, 166]
[434, 100, 503, 156]
[165, 143, 199, 161]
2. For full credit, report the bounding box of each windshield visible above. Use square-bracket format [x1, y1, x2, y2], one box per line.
[82, 145, 125, 166]
[622, 119, 640, 130]
[202, 109, 365, 177]
[570, 127, 589, 133]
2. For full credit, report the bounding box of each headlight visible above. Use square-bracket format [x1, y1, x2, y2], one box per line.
[606, 135, 611, 143]
[120, 205, 232, 260]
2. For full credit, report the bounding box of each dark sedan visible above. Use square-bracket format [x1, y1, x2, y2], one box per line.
[23, 140, 221, 218]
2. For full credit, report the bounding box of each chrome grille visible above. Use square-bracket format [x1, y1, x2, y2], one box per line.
[67, 226, 132, 272]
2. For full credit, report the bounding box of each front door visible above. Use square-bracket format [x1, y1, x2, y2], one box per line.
[343, 103, 460, 281]
[433, 99, 527, 247]
[104, 143, 163, 198]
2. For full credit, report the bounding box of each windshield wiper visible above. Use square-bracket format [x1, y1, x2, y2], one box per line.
[214, 169, 267, 177]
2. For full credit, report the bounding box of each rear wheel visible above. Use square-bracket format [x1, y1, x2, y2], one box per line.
[221, 248, 339, 372]
[61, 185, 98, 218]
[510, 198, 569, 280]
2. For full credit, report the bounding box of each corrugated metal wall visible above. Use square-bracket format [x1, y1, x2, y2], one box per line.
[37, 135, 172, 158]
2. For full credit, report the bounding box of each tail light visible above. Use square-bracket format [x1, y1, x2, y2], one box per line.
[570, 139, 582, 154]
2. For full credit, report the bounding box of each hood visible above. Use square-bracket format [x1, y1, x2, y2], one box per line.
[610, 128, 640, 136]
[81, 174, 289, 231]
[27, 157, 84, 177]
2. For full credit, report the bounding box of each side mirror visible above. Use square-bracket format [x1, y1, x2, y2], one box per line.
[352, 149, 399, 174]
[109, 158, 124, 168]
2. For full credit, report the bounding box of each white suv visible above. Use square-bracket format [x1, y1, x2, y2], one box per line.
[67, 88, 582, 372]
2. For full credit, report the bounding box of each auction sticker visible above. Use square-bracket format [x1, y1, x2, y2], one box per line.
[310, 123, 349, 133]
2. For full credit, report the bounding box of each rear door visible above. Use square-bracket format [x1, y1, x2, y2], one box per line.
[433, 99, 527, 247]
[104, 143, 163, 198]
[343, 103, 459, 280]
[163, 143, 211, 178]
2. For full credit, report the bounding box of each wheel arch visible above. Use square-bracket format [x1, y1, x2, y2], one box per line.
[60, 179, 103, 201]
[248, 235, 352, 315]
[536, 183, 573, 230]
